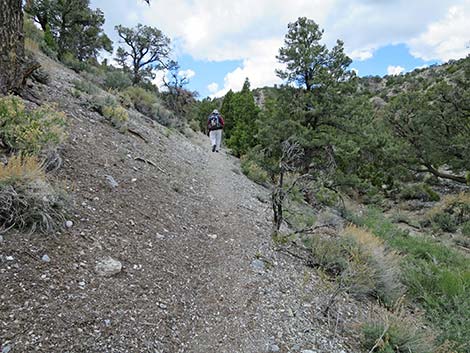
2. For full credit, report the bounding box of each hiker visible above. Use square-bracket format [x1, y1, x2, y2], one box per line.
[207, 109, 224, 152]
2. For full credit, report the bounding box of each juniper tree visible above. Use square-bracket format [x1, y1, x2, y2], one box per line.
[115, 24, 171, 85]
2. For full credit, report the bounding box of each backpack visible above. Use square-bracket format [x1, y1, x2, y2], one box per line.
[208, 113, 222, 130]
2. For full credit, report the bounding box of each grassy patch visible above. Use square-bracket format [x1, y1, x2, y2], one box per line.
[0, 156, 67, 234]
[347, 207, 470, 351]
[305, 225, 404, 306]
[362, 309, 436, 353]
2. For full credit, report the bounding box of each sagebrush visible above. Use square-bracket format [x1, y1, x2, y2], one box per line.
[0, 96, 66, 154]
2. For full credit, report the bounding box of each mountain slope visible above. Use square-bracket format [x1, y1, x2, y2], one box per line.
[0, 53, 367, 353]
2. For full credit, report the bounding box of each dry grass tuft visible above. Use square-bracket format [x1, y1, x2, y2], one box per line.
[0, 156, 67, 234]
[0, 155, 45, 184]
[362, 305, 436, 353]
[307, 225, 404, 305]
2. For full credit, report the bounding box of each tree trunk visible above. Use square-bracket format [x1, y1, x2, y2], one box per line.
[0, 0, 27, 95]
[424, 163, 468, 184]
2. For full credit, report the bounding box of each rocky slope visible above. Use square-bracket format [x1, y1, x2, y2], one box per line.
[0, 53, 373, 353]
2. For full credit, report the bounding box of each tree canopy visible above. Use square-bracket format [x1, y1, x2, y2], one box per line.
[115, 24, 171, 85]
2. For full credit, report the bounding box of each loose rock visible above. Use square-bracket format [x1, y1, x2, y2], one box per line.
[207, 234, 217, 240]
[65, 220, 73, 228]
[268, 344, 280, 352]
[95, 256, 122, 277]
[41, 254, 51, 263]
[250, 259, 266, 272]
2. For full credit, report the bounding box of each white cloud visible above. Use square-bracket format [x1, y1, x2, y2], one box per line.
[211, 38, 284, 97]
[207, 82, 219, 93]
[387, 65, 405, 75]
[408, 1, 470, 61]
[349, 48, 374, 61]
[95, 0, 470, 94]
[178, 69, 195, 79]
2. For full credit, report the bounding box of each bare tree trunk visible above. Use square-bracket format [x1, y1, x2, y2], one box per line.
[0, 0, 26, 95]
[272, 171, 285, 232]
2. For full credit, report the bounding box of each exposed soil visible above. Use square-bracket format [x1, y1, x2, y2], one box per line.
[0, 53, 370, 353]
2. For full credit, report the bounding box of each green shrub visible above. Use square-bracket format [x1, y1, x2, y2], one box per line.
[123, 86, 157, 115]
[240, 155, 269, 185]
[116, 91, 133, 109]
[432, 212, 458, 232]
[399, 183, 440, 202]
[90, 94, 118, 115]
[462, 221, 470, 237]
[61, 52, 88, 72]
[72, 79, 100, 95]
[428, 193, 470, 232]
[90, 94, 128, 131]
[0, 96, 66, 154]
[0, 156, 67, 234]
[150, 101, 180, 128]
[104, 71, 132, 90]
[188, 119, 200, 132]
[102, 105, 128, 130]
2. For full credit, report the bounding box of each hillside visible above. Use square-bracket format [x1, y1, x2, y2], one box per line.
[0, 52, 375, 353]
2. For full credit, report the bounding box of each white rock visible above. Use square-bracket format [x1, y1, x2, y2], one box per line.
[95, 257, 122, 277]
[268, 344, 280, 352]
[41, 254, 51, 262]
[5, 256, 14, 261]
[207, 234, 217, 240]
[65, 220, 73, 228]
[250, 259, 265, 272]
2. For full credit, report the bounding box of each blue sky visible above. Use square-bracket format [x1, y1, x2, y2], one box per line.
[90, 0, 469, 98]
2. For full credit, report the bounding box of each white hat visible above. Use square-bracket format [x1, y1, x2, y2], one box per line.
[213, 109, 219, 114]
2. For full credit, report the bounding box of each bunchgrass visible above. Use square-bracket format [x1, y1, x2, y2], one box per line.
[347, 207, 470, 351]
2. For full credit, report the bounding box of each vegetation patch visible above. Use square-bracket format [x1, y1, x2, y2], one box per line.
[0, 156, 67, 234]
[0, 96, 66, 155]
[102, 105, 129, 131]
[348, 207, 470, 351]
[240, 155, 269, 185]
[427, 193, 470, 233]
[361, 309, 436, 353]
[72, 79, 100, 95]
[305, 225, 404, 306]
[398, 183, 440, 202]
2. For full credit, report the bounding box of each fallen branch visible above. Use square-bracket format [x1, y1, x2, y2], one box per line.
[368, 323, 390, 353]
[292, 224, 336, 235]
[128, 128, 148, 143]
[135, 157, 157, 167]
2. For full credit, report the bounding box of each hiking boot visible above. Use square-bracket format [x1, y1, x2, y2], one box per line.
[212, 145, 216, 152]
